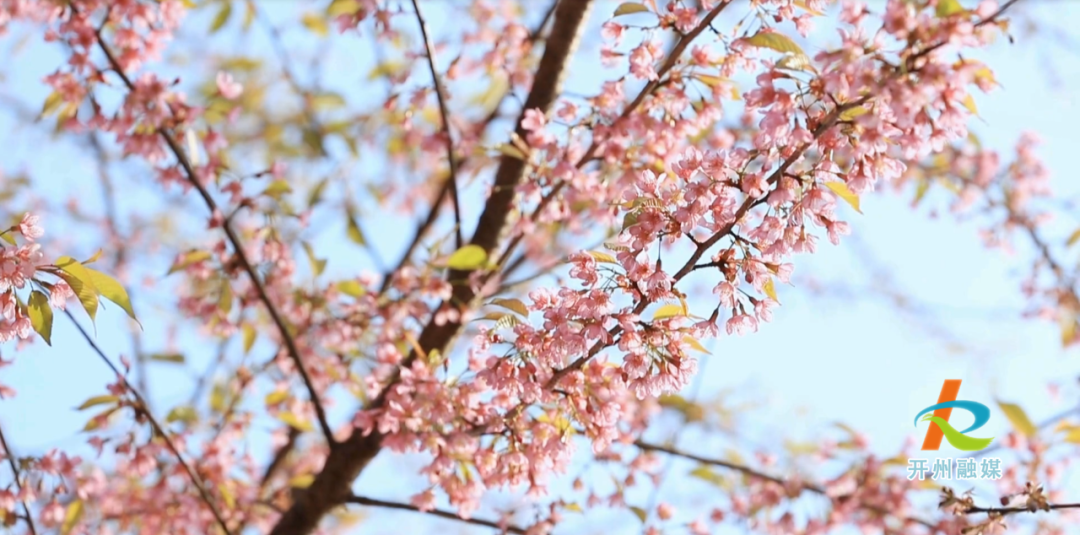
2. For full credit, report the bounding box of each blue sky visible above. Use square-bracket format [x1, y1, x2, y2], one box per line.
[2, 0, 1080, 533]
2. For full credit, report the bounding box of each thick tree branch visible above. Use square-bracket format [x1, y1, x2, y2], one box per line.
[266, 3, 594, 534]
[345, 495, 526, 534]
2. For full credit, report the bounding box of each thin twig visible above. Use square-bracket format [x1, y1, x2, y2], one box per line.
[411, 0, 463, 249]
[89, 23, 336, 448]
[64, 309, 234, 535]
[345, 495, 525, 534]
[0, 424, 38, 535]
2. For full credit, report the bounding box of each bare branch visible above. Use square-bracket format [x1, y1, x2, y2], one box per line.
[0, 424, 38, 535]
[411, 0, 464, 249]
[345, 495, 526, 534]
[64, 310, 234, 535]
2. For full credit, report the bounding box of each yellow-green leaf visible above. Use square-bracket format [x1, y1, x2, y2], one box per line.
[613, 2, 650, 16]
[763, 278, 778, 302]
[345, 208, 367, 246]
[82, 407, 119, 431]
[264, 179, 292, 198]
[586, 250, 618, 264]
[168, 250, 213, 275]
[327, 0, 361, 17]
[86, 267, 137, 321]
[242, 323, 257, 354]
[446, 244, 488, 270]
[60, 498, 83, 535]
[56, 257, 99, 321]
[27, 290, 52, 346]
[823, 181, 863, 214]
[165, 405, 198, 424]
[149, 353, 185, 364]
[311, 92, 346, 110]
[494, 142, 527, 161]
[744, 31, 807, 57]
[936, 0, 965, 17]
[301, 241, 327, 277]
[289, 474, 315, 488]
[337, 280, 365, 298]
[265, 390, 288, 405]
[0, 233, 15, 245]
[652, 303, 685, 320]
[218, 483, 236, 510]
[960, 94, 978, 116]
[277, 412, 314, 432]
[301, 12, 329, 36]
[41, 91, 64, 117]
[689, 465, 726, 486]
[793, 0, 824, 16]
[996, 400, 1037, 437]
[839, 106, 869, 122]
[210, 1, 232, 33]
[82, 249, 103, 265]
[76, 394, 119, 411]
[490, 298, 529, 317]
[1064, 427, 1080, 444]
[682, 336, 710, 354]
[1067, 228, 1080, 247]
[629, 506, 648, 523]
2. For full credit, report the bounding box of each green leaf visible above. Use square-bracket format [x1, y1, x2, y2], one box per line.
[218, 281, 233, 315]
[494, 143, 527, 161]
[629, 506, 648, 523]
[301, 12, 329, 36]
[307, 178, 330, 208]
[149, 353, 185, 364]
[936, 0, 966, 17]
[210, 1, 232, 33]
[446, 244, 488, 270]
[613, 2, 650, 16]
[86, 268, 137, 321]
[76, 395, 119, 411]
[60, 499, 83, 535]
[621, 210, 641, 232]
[40, 91, 64, 117]
[744, 30, 807, 57]
[165, 405, 198, 424]
[490, 298, 528, 317]
[996, 400, 1037, 437]
[82, 406, 119, 431]
[27, 291, 52, 346]
[277, 412, 314, 432]
[82, 249, 104, 265]
[0, 233, 15, 245]
[823, 181, 863, 214]
[563, 502, 584, 513]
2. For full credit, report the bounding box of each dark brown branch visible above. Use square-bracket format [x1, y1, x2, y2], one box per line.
[379, 0, 559, 294]
[968, 503, 1080, 514]
[90, 24, 336, 448]
[0, 424, 38, 535]
[411, 0, 463, 249]
[64, 310, 234, 535]
[345, 495, 526, 534]
[266, 3, 594, 534]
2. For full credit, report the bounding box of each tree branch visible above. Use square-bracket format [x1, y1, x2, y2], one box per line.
[89, 23, 336, 448]
[267, 3, 594, 534]
[0, 423, 38, 535]
[64, 310, 234, 535]
[411, 0, 463, 249]
[344, 495, 526, 534]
